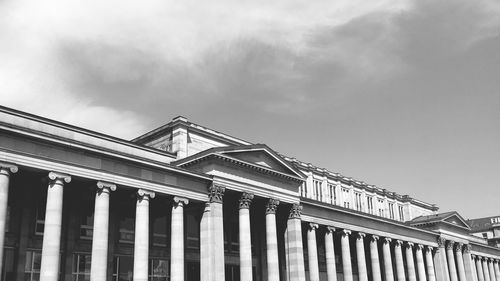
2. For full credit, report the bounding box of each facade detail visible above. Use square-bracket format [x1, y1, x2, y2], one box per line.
[0, 106, 499, 281]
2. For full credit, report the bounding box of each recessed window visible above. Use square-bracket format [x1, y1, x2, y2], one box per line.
[72, 254, 91, 281]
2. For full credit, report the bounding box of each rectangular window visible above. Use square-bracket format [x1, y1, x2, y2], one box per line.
[113, 256, 133, 281]
[72, 253, 91, 281]
[328, 184, 336, 204]
[186, 213, 200, 249]
[354, 192, 362, 211]
[313, 180, 322, 201]
[398, 205, 405, 221]
[377, 199, 384, 217]
[149, 259, 169, 281]
[152, 214, 168, 247]
[367, 196, 374, 214]
[24, 250, 42, 281]
[35, 198, 46, 235]
[119, 217, 135, 243]
[342, 188, 350, 208]
[388, 203, 395, 219]
[80, 213, 94, 240]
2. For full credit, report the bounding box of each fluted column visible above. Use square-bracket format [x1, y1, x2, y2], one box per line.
[463, 245, 477, 281]
[382, 238, 395, 281]
[454, 243, 467, 281]
[494, 260, 500, 281]
[405, 242, 417, 281]
[171, 196, 189, 281]
[483, 258, 492, 281]
[447, 241, 459, 281]
[239, 193, 254, 281]
[370, 236, 382, 281]
[415, 244, 426, 281]
[90, 181, 116, 281]
[0, 163, 17, 277]
[426, 247, 437, 281]
[287, 204, 306, 281]
[341, 230, 353, 281]
[435, 237, 451, 281]
[476, 256, 485, 281]
[308, 223, 320, 281]
[40, 172, 71, 281]
[488, 259, 496, 281]
[356, 233, 368, 281]
[325, 227, 337, 281]
[133, 189, 155, 281]
[266, 198, 280, 281]
[394, 240, 406, 281]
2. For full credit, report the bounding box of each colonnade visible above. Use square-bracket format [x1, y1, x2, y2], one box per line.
[471, 254, 500, 281]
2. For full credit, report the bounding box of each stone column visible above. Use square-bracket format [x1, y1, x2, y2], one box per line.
[463, 245, 477, 281]
[394, 240, 406, 281]
[435, 237, 451, 281]
[454, 243, 467, 281]
[476, 256, 485, 281]
[471, 255, 478, 281]
[308, 223, 320, 281]
[171, 196, 189, 281]
[0, 163, 17, 277]
[426, 247, 437, 281]
[286, 204, 306, 281]
[447, 241, 459, 281]
[382, 238, 395, 281]
[488, 259, 496, 281]
[494, 260, 500, 281]
[266, 198, 280, 281]
[90, 181, 116, 281]
[370, 235, 382, 281]
[483, 258, 491, 281]
[405, 242, 417, 281]
[415, 244, 426, 281]
[40, 172, 71, 281]
[341, 230, 353, 281]
[133, 189, 155, 281]
[356, 232, 368, 281]
[239, 193, 254, 281]
[325, 227, 337, 281]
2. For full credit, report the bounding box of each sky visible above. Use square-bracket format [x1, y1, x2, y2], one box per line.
[1, 0, 500, 219]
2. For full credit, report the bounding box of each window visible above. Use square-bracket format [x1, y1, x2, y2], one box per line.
[113, 256, 133, 281]
[224, 213, 239, 253]
[2, 248, 15, 281]
[73, 254, 91, 281]
[225, 265, 240, 281]
[354, 192, 362, 211]
[398, 205, 405, 221]
[388, 203, 395, 220]
[367, 196, 374, 215]
[149, 259, 169, 281]
[313, 180, 322, 201]
[342, 188, 350, 208]
[186, 214, 200, 249]
[377, 199, 385, 217]
[328, 184, 336, 204]
[482, 233, 488, 238]
[152, 215, 168, 247]
[300, 183, 307, 198]
[35, 197, 47, 235]
[80, 213, 94, 240]
[24, 250, 42, 281]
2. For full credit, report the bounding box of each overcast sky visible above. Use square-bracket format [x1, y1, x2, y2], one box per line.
[1, 0, 500, 219]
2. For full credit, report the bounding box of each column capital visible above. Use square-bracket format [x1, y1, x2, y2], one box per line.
[454, 242, 463, 252]
[415, 244, 424, 251]
[208, 184, 225, 203]
[356, 232, 366, 239]
[437, 236, 447, 248]
[405, 242, 414, 249]
[173, 196, 189, 207]
[288, 203, 302, 219]
[96, 181, 117, 193]
[446, 241, 455, 250]
[48, 171, 71, 184]
[464, 244, 472, 253]
[394, 239, 404, 247]
[137, 189, 155, 199]
[265, 198, 280, 214]
[471, 254, 476, 259]
[382, 237, 392, 244]
[308, 223, 319, 230]
[0, 162, 18, 175]
[370, 235, 379, 242]
[340, 229, 351, 237]
[426, 246, 434, 253]
[326, 226, 336, 233]
[238, 192, 254, 209]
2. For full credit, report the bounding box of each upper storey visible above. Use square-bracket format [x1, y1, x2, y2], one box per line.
[133, 116, 438, 222]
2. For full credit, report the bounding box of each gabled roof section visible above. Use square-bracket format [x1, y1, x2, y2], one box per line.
[410, 211, 471, 230]
[172, 144, 306, 182]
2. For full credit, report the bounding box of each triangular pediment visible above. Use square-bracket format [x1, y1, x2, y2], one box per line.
[411, 211, 471, 231]
[443, 213, 471, 229]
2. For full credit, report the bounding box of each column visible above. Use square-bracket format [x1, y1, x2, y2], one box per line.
[0, 163, 17, 277]
[447, 241, 459, 281]
[484, 258, 492, 281]
[426, 247, 437, 281]
[415, 244, 426, 281]
[356, 232, 368, 281]
[133, 189, 155, 281]
[90, 181, 116, 281]
[435, 237, 451, 281]
[325, 227, 338, 281]
[471, 256, 478, 281]
[341, 230, 353, 281]
[477, 256, 485, 281]
[488, 259, 496, 281]
[370, 235, 382, 281]
[382, 238, 395, 281]
[171, 196, 189, 281]
[405, 243, 417, 281]
[308, 223, 320, 281]
[266, 198, 280, 281]
[40, 172, 71, 281]
[463, 245, 477, 281]
[454, 243, 467, 281]
[286, 204, 306, 281]
[239, 193, 254, 281]
[494, 260, 500, 281]
[394, 240, 406, 281]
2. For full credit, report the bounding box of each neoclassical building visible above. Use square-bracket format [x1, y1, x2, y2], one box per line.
[0, 105, 499, 281]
